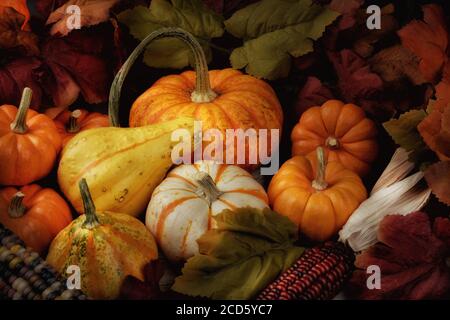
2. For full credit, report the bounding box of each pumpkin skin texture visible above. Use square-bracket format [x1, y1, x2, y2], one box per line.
[0, 88, 62, 185]
[291, 100, 378, 176]
[0, 184, 72, 253]
[268, 148, 367, 242]
[58, 117, 195, 217]
[146, 160, 269, 262]
[47, 179, 158, 300]
[53, 109, 109, 147]
[109, 29, 282, 172]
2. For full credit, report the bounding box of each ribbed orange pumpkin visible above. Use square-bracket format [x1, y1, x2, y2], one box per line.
[0, 184, 72, 253]
[53, 109, 109, 147]
[47, 179, 158, 299]
[268, 147, 367, 241]
[109, 28, 283, 171]
[0, 87, 61, 185]
[291, 100, 378, 176]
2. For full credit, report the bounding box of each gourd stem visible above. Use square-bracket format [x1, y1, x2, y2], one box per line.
[312, 147, 328, 191]
[195, 172, 223, 205]
[326, 136, 340, 149]
[108, 27, 216, 127]
[67, 110, 82, 133]
[79, 178, 100, 229]
[8, 192, 26, 218]
[10, 87, 32, 134]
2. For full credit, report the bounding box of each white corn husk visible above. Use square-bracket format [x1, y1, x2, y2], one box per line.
[339, 148, 431, 252]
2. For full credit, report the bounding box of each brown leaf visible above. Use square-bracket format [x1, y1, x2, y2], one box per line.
[295, 76, 334, 116]
[0, 7, 39, 55]
[46, 0, 120, 36]
[424, 161, 450, 206]
[370, 45, 426, 85]
[328, 0, 363, 30]
[398, 4, 449, 83]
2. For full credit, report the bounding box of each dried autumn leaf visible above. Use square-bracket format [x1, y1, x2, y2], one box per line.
[383, 109, 428, 163]
[349, 212, 450, 300]
[295, 76, 334, 116]
[328, 49, 383, 103]
[46, 0, 120, 36]
[1, 0, 30, 28]
[434, 62, 450, 112]
[328, 0, 362, 30]
[370, 45, 426, 86]
[398, 4, 449, 83]
[424, 161, 450, 206]
[172, 208, 304, 300]
[225, 0, 340, 79]
[0, 7, 39, 55]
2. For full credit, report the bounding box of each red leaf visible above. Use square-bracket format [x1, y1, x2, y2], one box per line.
[398, 4, 449, 83]
[328, 49, 383, 102]
[295, 76, 334, 115]
[349, 212, 450, 300]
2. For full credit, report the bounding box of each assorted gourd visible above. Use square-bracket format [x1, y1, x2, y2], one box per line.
[0, 28, 381, 300]
[146, 160, 269, 261]
[47, 179, 158, 300]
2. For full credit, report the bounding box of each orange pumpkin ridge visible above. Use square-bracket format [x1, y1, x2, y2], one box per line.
[268, 147, 367, 242]
[109, 28, 283, 171]
[0, 87, 62, 185]
[291, 100, 378, 176]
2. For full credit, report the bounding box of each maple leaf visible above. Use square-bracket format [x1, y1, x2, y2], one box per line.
[295, 76, 334, 116]
[0, 7, 39, 55]
[349, 212, 450, 300]
[328, 49, 383, 102]
[46, 0, 120, 36]
[424, 161, 450, 206]
[1, 0, 30, 29]
[398, 4, 449, 83]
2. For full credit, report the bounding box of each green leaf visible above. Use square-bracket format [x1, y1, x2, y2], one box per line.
[224, 0, 340, 79]
[117, 0, 224, 69]
[172, 207, 304, 300]
[383, 109, 428, 164]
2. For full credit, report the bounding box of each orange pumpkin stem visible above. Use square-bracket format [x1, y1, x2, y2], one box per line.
[325, 136, 340, 149]
[10, 87, 32, 134]
[195, 171, 223, 205]
[109, 27, 217, 127]
[67, 109, 82, 133]
[311, 147, 328, 191]
[79, 178, 100, 229]
[8, 192, 27, 218]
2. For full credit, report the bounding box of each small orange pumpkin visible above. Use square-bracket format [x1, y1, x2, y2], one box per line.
[109, 28, 283, 171]
[268, 147, 367, 241]
[291, 100, 378, 176]
[0, 87, 62, 185]
[53, 109, 109, 147]
[0, 184, 72, 253]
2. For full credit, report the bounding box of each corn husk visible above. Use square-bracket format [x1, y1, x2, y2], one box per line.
[339, 148, 431, 252]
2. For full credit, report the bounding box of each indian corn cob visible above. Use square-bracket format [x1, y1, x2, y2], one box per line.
[257, 242, 354, 300]
[0, 223, 87, 300]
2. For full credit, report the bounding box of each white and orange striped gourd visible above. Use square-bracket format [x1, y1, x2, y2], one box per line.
[145, 161, 269, 262]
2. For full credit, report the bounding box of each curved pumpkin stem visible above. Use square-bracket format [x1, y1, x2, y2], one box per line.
[108, 27, 217, 127]
[195, 171, 223, 205]
[10, 87, 32, 134]
[312, 147, 328, 191]
[67, 109, 82, 133]
[79, 178, 100, 229]
[8, 192, 26, 218]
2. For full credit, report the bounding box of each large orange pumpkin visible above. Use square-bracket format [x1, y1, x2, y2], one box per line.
[109, 28, 283, 171]
[53, 109, 109, 147]
[0, 87, 62, 185]
[268, 147, 367, 241]
[291, 100, 378, 176]
[0, 184, 72, 253]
